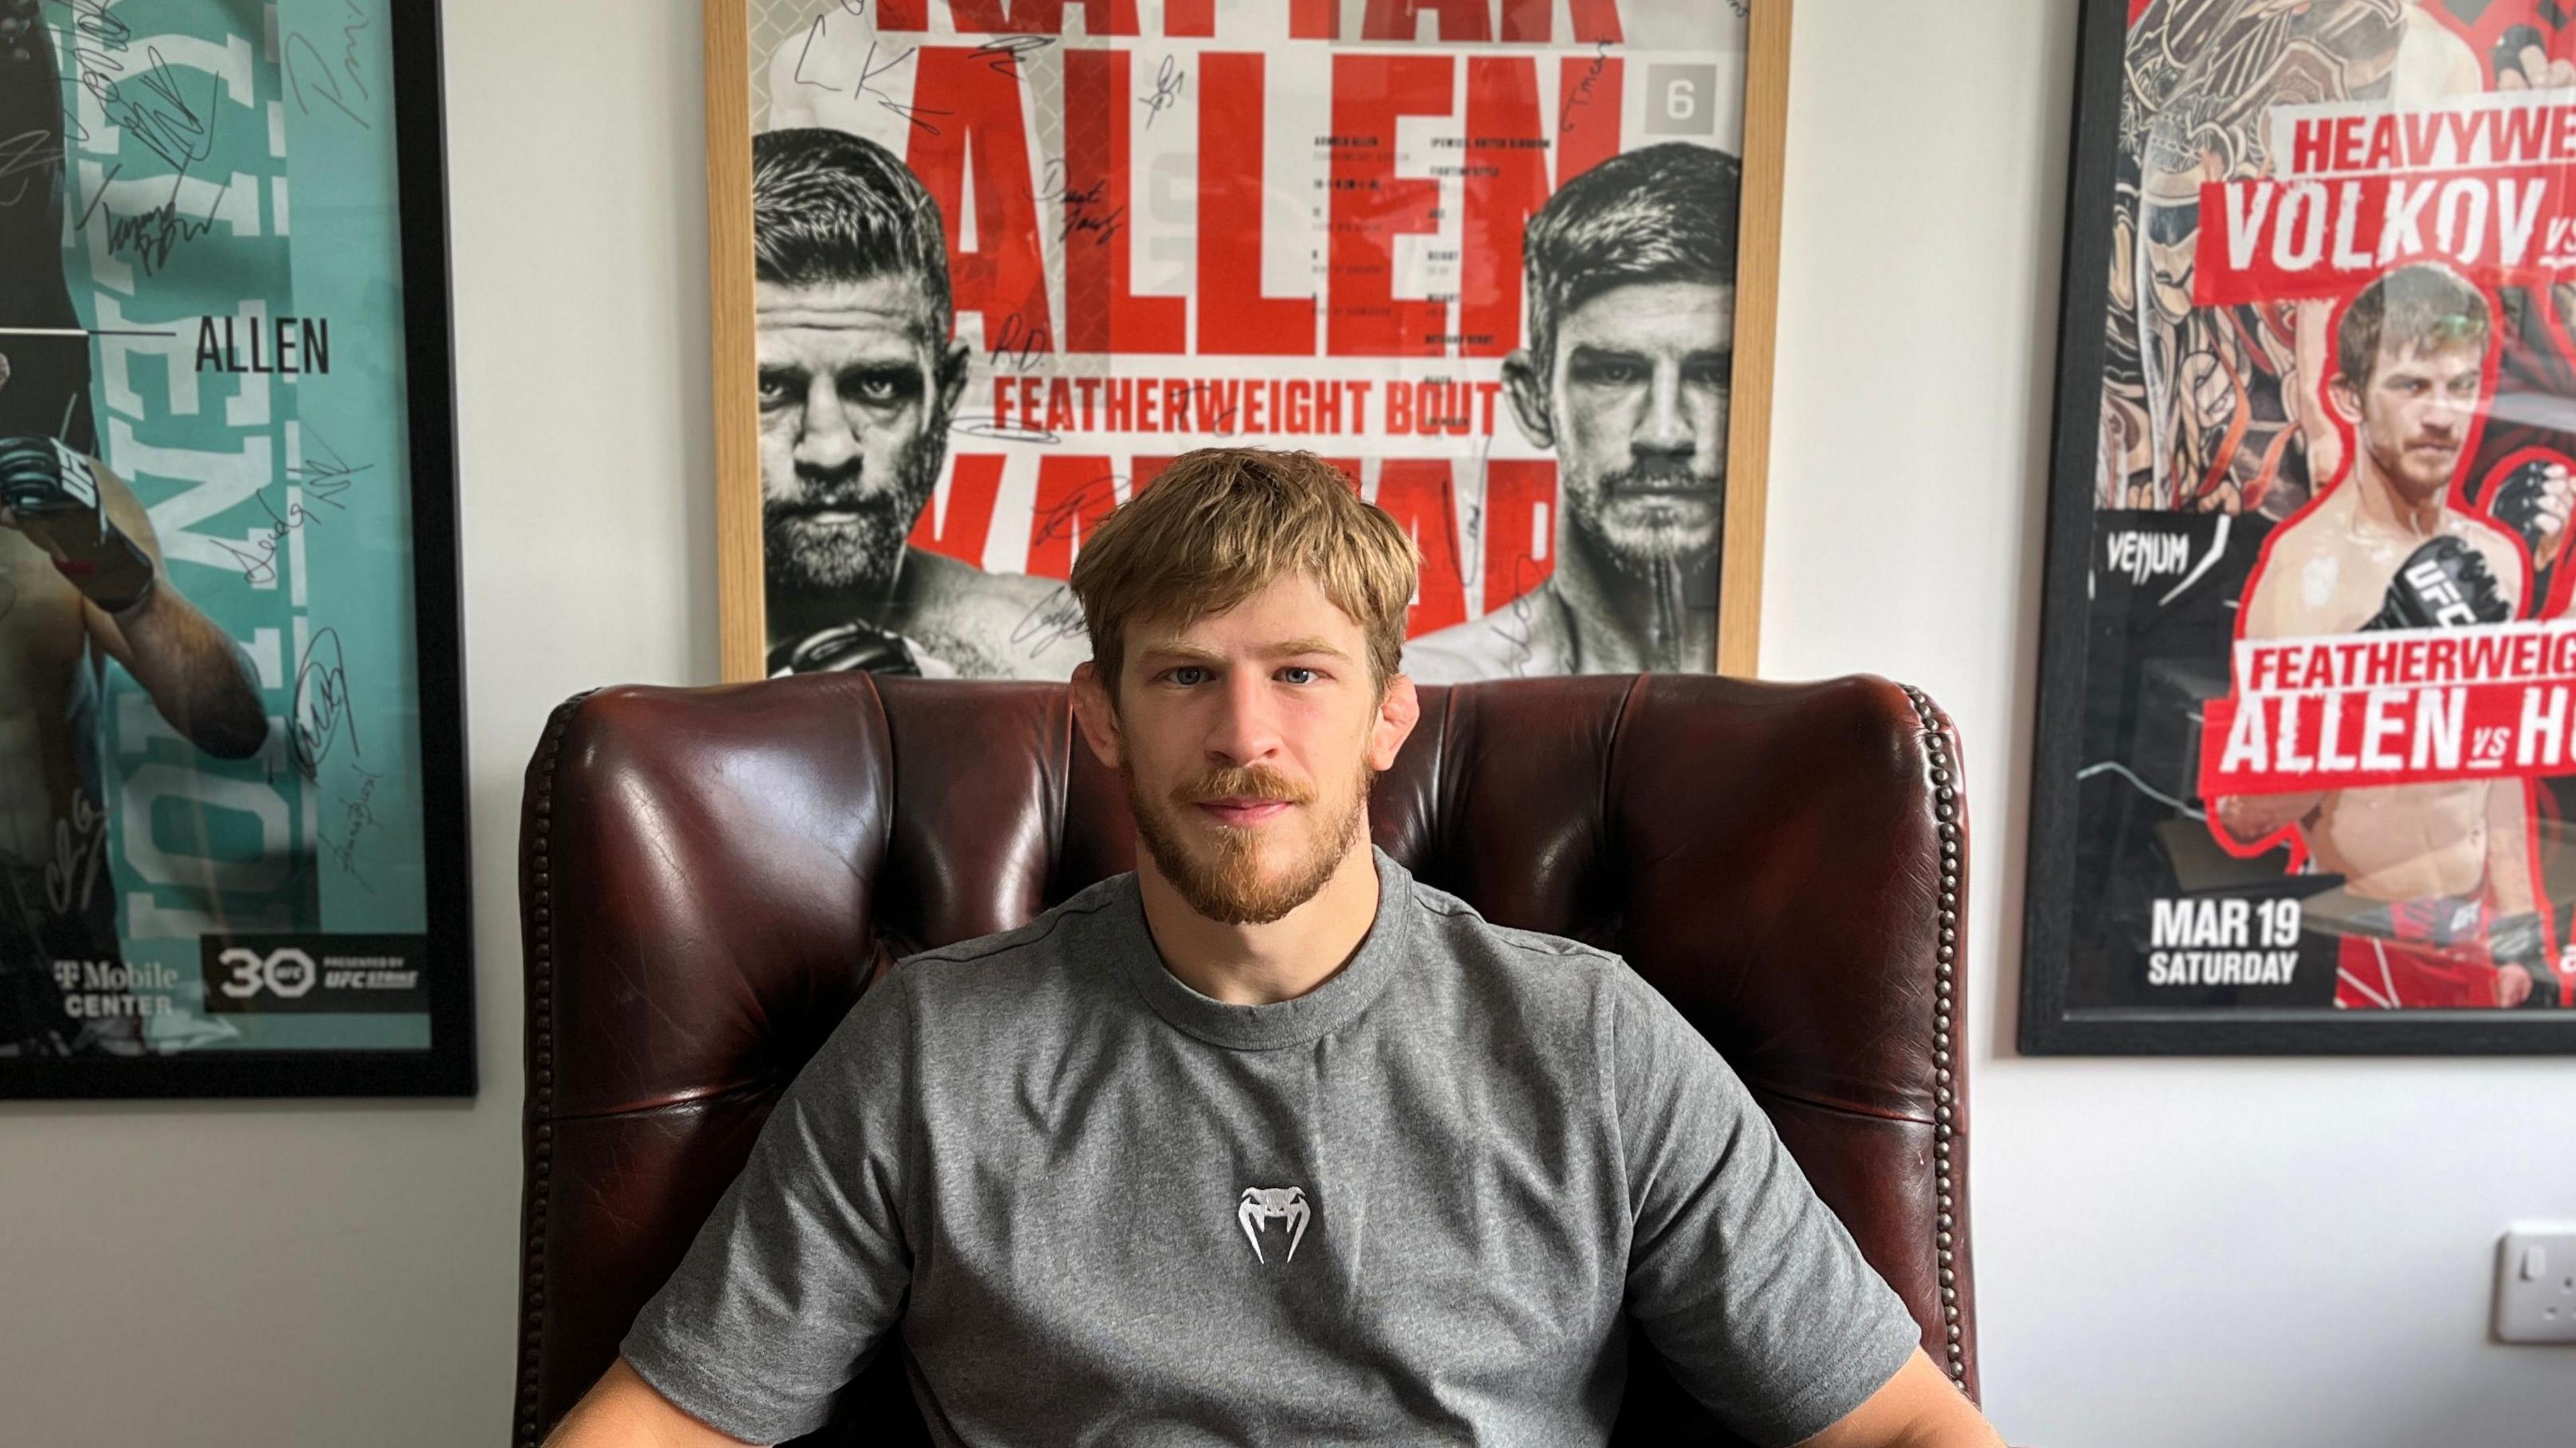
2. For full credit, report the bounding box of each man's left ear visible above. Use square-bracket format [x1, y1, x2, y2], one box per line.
[937, 338, 973, 415]
[1500, 347, 1555, 451]
[1071, 660, 1125, 771]
[1369, 673, 1421, 773]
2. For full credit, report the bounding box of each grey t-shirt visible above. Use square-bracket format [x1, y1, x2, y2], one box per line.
[623, 848, 1919, 1447]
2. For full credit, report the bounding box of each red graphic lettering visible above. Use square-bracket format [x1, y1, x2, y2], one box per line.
[1364, 0, 1492, 42]
[1065, 49, 1185, 353]
[1329, 54, 1455, 355]
[910, 454, 1006, 566]
[1026, 456, 1122, 579]
[1197, 53, 1317, 355]
[1479, 459, 1557, 612]
[1375, 459, 1468, 632]
[908, 47, 1052, 349]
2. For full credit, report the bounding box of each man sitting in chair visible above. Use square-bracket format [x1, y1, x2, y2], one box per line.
[545, 449, 2002, 1447]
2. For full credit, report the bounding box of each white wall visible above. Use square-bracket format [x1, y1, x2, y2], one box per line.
[0, 3, 713, 1444]
[4, 2, 2571, 1445]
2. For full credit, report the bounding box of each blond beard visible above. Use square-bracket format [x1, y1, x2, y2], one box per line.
[1127, 757, 1373, 926]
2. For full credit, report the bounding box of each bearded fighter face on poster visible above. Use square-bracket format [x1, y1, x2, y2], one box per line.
[740, 0, 1748, 681]
[2073, 0, 2576, 1015]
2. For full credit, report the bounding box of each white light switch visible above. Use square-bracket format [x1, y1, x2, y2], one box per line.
[2496, 1227, 2576, 1344]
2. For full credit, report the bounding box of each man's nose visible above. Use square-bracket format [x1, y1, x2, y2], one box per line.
[794, 376, 861, 475]
[1632, 367, 1695, 457]
[1205, 669, 1285, 766]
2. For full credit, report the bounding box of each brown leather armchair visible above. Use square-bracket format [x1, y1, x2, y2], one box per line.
[511, 672, 1977, 1447]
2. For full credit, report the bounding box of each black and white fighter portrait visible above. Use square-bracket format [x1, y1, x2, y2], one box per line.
[755, 127, 1090, 679]
[1404, 143, 1739, 681]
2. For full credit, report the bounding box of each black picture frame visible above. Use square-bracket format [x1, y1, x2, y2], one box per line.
[0, 1, 474, 1098]
[2021, 0, 2576, 1055]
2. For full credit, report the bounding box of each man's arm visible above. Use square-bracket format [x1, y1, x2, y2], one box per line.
[2212, 788, 2324, 846]
[78, 461, 269, 758]
[1792, 1349, 2006, 1448]
[2487, 779, 2539, 918]
[2485, 777, 2548, 1007]
[0, 442, 266, 758]
[604, 974, 920, 1445]
[541, 1358, 760, 1448]
[1607, 966, 2004, 1445]
[2210, 554, 2325, 844]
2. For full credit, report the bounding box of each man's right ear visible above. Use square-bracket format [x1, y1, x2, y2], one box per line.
[2327, 373, 2362, 426]
[1501, 347, 1554, 450]
[1070, 660, 1125, 770]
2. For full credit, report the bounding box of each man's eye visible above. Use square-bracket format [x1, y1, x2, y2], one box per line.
[846, 372, 910, 405]
[1168, 665, 1210, 686]
[757, 372, 799, 408]
[1278, 666, 1319, 685]
[1575, 361, 1643, 386]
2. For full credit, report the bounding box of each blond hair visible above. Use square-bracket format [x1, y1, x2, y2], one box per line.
[1069, 448, 1419, 697]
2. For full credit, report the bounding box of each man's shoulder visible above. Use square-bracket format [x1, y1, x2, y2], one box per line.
[2241, 503, 2337, 632]
[2447, 509, 2526, 583]
[1400, 874, 1631, 1011]
[2259, 499, 2338, 561]
[890, 876, 1130, 1008]
[1399, 875, 1719, 1076]
[1400, 587, 1573, 683]
[1411, 880, 1612, 961]
[893, 549, 1088, 678]
[902, 548, 1065, 607]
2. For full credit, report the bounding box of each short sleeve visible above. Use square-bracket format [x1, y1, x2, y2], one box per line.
[619, 970, 921, 1445]
[1607, 965, 1921, 1447]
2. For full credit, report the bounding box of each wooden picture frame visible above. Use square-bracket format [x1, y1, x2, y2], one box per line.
[704, 0, 1791, 682]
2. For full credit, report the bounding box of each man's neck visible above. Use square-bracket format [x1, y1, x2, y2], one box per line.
[2352, 461, 2447, 539]
[1136, 840, 1382, 1006]
[768, 550, 909, 642]
[1550, 526, 1719, 673]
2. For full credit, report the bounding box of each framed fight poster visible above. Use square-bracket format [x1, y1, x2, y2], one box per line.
[2025, 0, 2576, 1053]
[0, 1, 474, 1095]
[701, 0, 1790, 684]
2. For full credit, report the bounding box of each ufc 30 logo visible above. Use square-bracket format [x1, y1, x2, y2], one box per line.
[216, 946, 319, 1000]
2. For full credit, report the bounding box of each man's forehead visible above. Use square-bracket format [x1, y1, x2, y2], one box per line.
[1128, 575, 1364, 657]
[1557, 277, 1734, 351]
[2372, 339, 2485, 376]
[756, 275, 940, 335]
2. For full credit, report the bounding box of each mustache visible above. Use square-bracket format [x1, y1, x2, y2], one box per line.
[1602, 459, 1721, 495]
[1173, 764, 1314, 810]
[770, 423, 950, 522]
[771, 465, 904, 518]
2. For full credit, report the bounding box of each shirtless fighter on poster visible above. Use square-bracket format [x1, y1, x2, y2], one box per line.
[0, 5, 270, 1054]
[0, 359, 271, 1054]
[2216, 266, 2574, 1008]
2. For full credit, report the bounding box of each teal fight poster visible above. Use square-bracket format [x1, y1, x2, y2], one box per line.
[1, 0, 470, 1093]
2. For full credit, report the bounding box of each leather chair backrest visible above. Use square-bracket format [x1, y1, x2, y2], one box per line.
[511, 673, 1976, 1447]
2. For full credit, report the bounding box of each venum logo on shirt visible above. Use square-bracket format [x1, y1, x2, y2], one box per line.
[1237, 1186, 1311, 1263]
